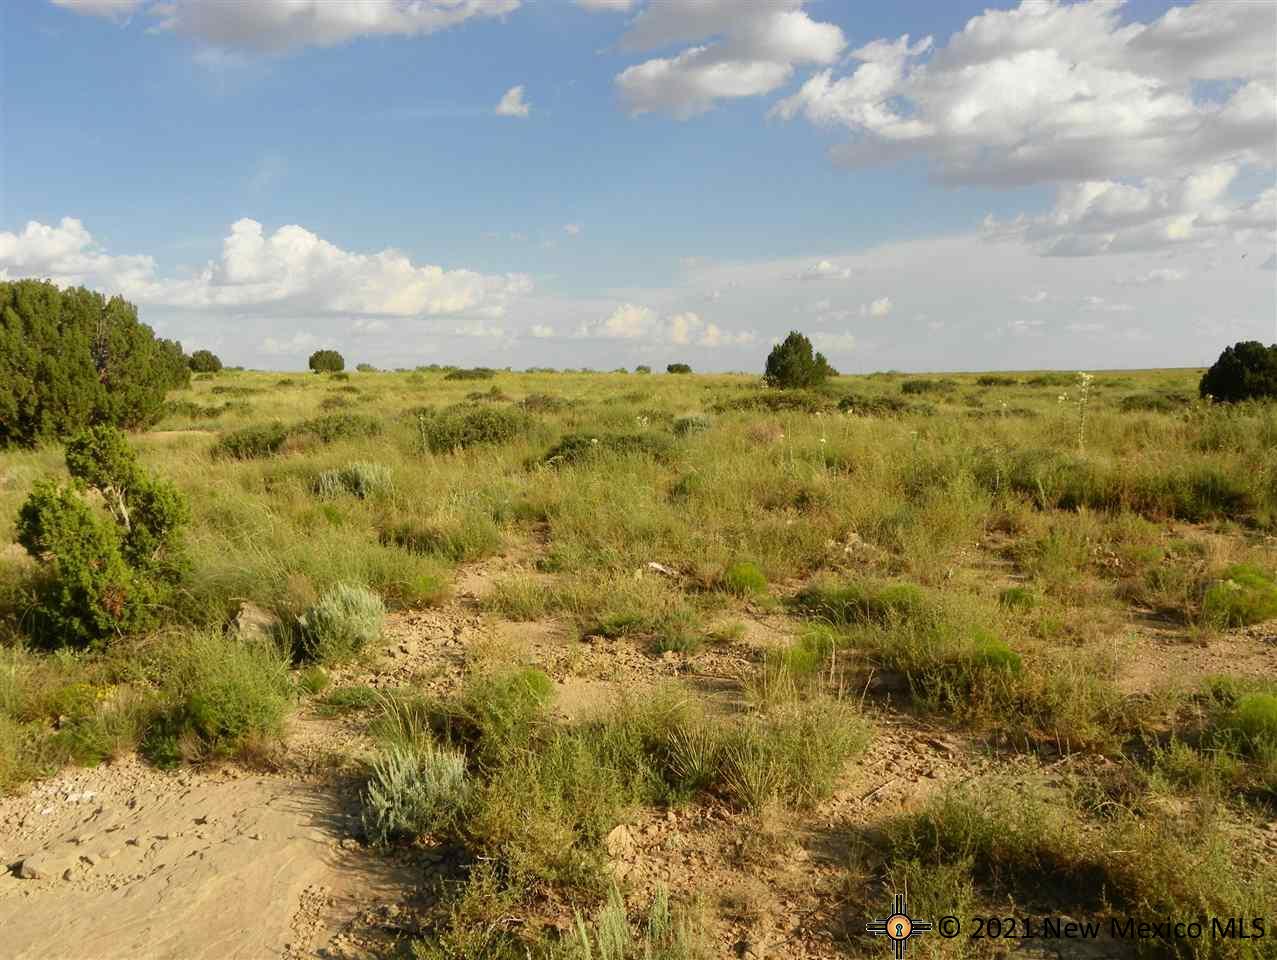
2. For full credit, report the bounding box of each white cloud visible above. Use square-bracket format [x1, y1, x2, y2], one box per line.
[774, 1, 1275, 187]
[351, 318, 390, 336]
[563, 223, 583, 236]
[795, 259, 852, 280]
[860, 296, 892, 318]
[51, 0, 142, 18]
[1082, 295, 1134, 313]
[1118, 267, 1185, 286]
[124, 0, 522, 54]
[575, 0, 634, 10]
[495, 85, 530, 118]
[530, 324, 555, 338]
[578, 304, 752, 347]
[260, 330, 325, 356]
[812, 332, 857, 354]
[1021, 290, 1049, 304]
[0, 216, 532, 320]
[615, 1, 844, 118]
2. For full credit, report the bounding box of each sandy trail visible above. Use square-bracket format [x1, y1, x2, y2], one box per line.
[0, 756, 419, 960]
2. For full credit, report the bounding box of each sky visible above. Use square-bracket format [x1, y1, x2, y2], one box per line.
[1, 0, 1274, 373]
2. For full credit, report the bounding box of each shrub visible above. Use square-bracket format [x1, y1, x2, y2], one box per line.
[432, 668, 554, 772]
[419, 406, 526, 453]
[297, 583, 386, 663]
[542, 432, 674, 466]
[792, 579, 928, 626]
[355, 363, 377, 372]
[1202, 564, 1277, 627]
[313, 461, 393, 499]
[1219, 693, 1277, 758]
[0, 280, 191, 448]
[212, 422, 289, 460]
[362, 743, 471, 846]
[188, 349, 222, 373]
[634, 365, 652, 374]
[666, 363, 692, 374]
[901, 378, 957, 395]
[444, 367, 497, 381]
[16, 426, 190, 646]
[722, 560, 767, 597]
[764, 331, 836, 389]
[1120, 391, 1191, 413]
[714, 391, 836, 414]
[1200, 341, 1277, 403]
[672, 413, 712, 436]
[142, 631, 292, 766]
[976, 375, 1017, 386]
[308, 349, 345, 373]
[520, 393, 569, 413]
[295, 412, 382, 443]
[838, 393, 911, 416]
[382, 517, 502, 562]
[998, 586, 1038, 611]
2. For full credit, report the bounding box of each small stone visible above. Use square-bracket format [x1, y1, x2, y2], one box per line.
[62, 868, 74, 881]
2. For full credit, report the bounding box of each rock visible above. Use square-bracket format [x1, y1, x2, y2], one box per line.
[604, 824, 635, 859]
[234, 601, 282, 644]
[18, 853, 73, 880]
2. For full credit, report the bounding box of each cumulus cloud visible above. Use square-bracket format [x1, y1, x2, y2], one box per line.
[795, 259, 852, 281]
[578, 304, 753, 347]
[811, 332, 857, 354]
[774, 0, 1275, 187]
[495, 84, 530, 118]
[54, 0, 521, 53]
[0, 216, 532, 320]
[615, 0, 844, 118]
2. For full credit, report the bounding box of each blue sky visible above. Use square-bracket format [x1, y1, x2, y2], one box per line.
[2, 0, 1274, 372]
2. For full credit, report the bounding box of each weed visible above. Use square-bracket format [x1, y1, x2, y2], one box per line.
[362, 742, 471, 846]
[722, 560, 767, 597]
[297, 583, 386, 664]
[1201, 563, 1277, 627]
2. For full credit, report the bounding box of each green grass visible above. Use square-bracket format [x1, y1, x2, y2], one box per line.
[1202, 563, 1277, 627]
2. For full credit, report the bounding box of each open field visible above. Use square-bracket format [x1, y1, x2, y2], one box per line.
[2, 366, 1276, 959]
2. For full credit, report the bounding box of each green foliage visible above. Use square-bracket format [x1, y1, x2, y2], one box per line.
[763, 330, 836, 389]
[792, 578, 928, 625]
[362, 742, 471, 846]
[1202, 564, 1277, 627]
[722, 560, 767, 597]
[294, 412, 382, 443]
[297, 583, 386, 664]
[0, 280, 191, 447]
[188, 349, 223, 373]
[212, 423, 289, 460]
[15, 426, 189, 646]
[837, 393, 912, 416]
[431, 668, 554, 772]
[542, 432, 674, 466]
[559, 884, 705, 960]
[308, 349, 345, 373]
[1120, 391, 1191, 413]
[355, 362, 377, 372]
[901, 378, 957, 395]
[975, 375, 1017, 386]
[998, 586, 1038, 610]
[634, 365, 652, 374]
[1200, 340, 1277, 403]
[665, 363, 692, 374]
[1218, 693, 1277, 759]
[382, 516, 502, 562]
[444, 367, 497, 381]
[418, 406, 526, 454]
[143, 631, 292, 765]
[714, 391, 837, 414]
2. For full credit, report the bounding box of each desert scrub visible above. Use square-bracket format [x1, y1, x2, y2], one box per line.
[559, 884, 707, 960]
[297, 583, 386, 663]
[294, 412, 382, 444]
[143, 631, 292, 766]
[1201, 563, 1277, 627]
[791, 578, 928, 626]
[16, 426, 190, 646]
[361, 742, 471, 846]
[381, 515, 502, 562]
[418, 405, 526, 453]
[443, 367, 497, 381]
[721, 560, 767, 597]
[541, 432, 675, 466]
[430, 668, 554, 772]
[212, 422, 289, 459]
[671, 413, 712, 436]
[312, 461, 393, 500]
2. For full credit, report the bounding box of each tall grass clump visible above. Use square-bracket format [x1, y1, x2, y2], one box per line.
[142, 631, 292, 766]
[212, 423, 290, 460]
[312, 461, 393, 499]
[297, 583, 386, 663]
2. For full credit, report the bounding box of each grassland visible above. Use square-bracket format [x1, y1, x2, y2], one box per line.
[2, 365, 1275, 958]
